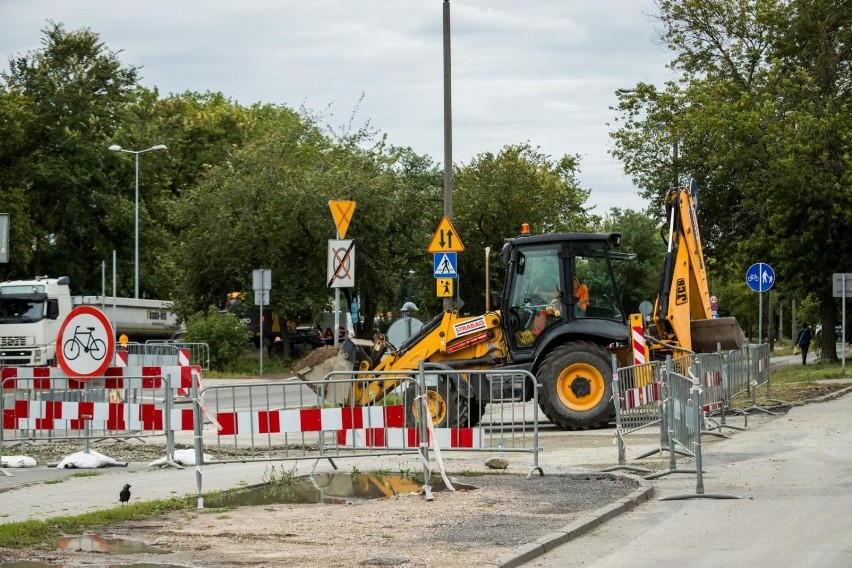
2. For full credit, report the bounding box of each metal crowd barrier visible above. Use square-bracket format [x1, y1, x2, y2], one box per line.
[743, 343, 785, 412]
[146, 340, 211, 370]
[191, 365, 542, 498]
[609, 344, 776, 480]
[119, 342, 180, 367]
[0, 366, 195, 469]
[647, 357, 740, 500]
[605, 357, 664, 474]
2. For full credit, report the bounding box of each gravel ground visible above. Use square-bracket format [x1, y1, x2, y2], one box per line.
[0, 463, 640, 568]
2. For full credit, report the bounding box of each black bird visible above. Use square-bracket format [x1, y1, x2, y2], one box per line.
[119, 483, 131, 505]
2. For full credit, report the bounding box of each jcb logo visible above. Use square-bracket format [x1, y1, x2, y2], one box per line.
[675, 278, 688, 305]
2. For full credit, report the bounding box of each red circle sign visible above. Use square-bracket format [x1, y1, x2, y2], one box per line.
[56, 306, 115, 379]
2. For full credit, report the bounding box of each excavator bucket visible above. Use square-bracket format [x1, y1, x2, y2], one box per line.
[293, 339, 364, 406]
[690, 317, 745, 353]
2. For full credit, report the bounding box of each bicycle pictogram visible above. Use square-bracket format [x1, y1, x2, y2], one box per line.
[63, 325, 107, 361]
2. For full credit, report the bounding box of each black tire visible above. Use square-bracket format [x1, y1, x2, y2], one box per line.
[537, 341, 614, 430]
[403, 376, 470, 428]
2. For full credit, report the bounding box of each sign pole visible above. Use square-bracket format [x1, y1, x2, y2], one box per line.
[259, 289, 264, 376]
[758, 289, 763, 344]
[843, 274, 847, 377]
[334, 229, 341, 347]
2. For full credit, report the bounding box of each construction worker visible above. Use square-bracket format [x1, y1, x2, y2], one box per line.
[573, 276, 589, 314]
[532, 277, 562, 335]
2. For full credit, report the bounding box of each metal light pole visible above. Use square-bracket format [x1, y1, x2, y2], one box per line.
[108, 144, 168, 298]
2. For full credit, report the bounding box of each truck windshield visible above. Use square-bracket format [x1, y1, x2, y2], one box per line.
[0, 298, 46, 323]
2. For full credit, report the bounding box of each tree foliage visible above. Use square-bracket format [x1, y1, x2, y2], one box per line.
[1, 22, 139, 290]
[611, 0, 852, 360]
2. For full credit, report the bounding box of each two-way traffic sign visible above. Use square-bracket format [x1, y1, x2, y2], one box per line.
[427, 216, 465, 253]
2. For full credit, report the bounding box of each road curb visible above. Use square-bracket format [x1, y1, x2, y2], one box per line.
[492, 476, 654, 568]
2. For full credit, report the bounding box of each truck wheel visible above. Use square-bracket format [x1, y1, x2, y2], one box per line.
[403, 377, 468, 428]
[537, 341, 614, 430]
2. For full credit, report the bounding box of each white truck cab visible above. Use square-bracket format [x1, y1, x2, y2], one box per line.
[0, 276, 72, 366]
[0, 276, 183, 367]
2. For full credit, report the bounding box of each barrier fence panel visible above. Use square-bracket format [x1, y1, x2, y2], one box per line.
[724, 347, 751, 400]
[0, 366, 196, 466]
[654, 358, 740, 500]
[191, 366, 542, 497]
[698, 352, 748, 433]
[146, 340, 210, 370]
[742, 343, 782, 414]
[604, 356, 663, 474]
[118, 342, 180, 368]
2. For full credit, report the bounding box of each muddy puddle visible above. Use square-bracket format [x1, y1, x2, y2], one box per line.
[203, 472, 475, 508]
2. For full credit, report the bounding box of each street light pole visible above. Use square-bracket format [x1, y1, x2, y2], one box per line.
[108, 143, 168, 298]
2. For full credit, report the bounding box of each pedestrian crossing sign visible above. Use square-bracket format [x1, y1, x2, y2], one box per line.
[433, 252, 457, 278]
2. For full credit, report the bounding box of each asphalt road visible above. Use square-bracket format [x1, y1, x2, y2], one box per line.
[525, 390, 852, 567]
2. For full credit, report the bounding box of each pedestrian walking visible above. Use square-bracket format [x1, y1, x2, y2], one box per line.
[795, 323, 812, 365]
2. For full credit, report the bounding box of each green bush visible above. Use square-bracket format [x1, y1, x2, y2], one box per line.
[185, 306, 251, 371]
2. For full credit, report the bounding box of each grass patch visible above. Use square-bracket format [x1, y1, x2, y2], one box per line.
[263, 464, 297, 486]
[732, 358, 852, 408]
[0, 496, 195, 549]
[69, 471, 102, 479]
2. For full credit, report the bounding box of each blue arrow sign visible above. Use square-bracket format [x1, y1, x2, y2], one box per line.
[746, 262, 775, 293]
[433, 252, 457, 278]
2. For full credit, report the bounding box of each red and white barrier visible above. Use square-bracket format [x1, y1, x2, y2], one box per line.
[622, 382, 661, 409]
[1, 365, 201, 391]
[215, 405, 405, 436]
[336, 427, 481, 449]
[3, 400, 195, 432]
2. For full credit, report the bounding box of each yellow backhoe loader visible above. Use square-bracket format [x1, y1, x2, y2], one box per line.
[300, 180, 743, 430]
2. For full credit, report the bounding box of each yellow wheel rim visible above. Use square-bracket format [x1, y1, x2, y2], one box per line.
[555, 363, 605, 411]
[412, 389, 448, 425]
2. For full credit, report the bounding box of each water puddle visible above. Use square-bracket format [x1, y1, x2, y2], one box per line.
[204, 473, 475, 508]
[57, 534, 171, 555]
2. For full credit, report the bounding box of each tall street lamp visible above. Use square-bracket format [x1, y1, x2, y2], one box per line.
[108, 143, 168, 298]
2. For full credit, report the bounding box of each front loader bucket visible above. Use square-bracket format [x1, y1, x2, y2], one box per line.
[293, 340, 362, 406]
[690, 317, 745, 353]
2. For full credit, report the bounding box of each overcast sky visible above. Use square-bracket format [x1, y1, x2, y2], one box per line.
[0, 1, 676, 213]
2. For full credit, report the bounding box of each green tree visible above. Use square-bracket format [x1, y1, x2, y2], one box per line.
[610, 0, 852, 361]
[0, 22, 140, 291]
[452, 143, 599, 315]
[601, 208, 666, 316]
[184, 306, 250, 371]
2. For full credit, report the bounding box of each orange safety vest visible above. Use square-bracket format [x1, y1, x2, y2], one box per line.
[533, 302, 561, 335]
[575, 282, 589, 312]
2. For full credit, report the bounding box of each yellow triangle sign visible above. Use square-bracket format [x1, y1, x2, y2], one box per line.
[329, 200, 356, 239]
[427, 216, 465, 253]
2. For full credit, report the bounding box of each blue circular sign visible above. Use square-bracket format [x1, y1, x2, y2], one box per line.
[746, 263, 775, 293]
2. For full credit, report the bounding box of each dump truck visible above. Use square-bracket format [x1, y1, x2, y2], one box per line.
[299, 181, 743, 430]
[0, 276, 183, 366]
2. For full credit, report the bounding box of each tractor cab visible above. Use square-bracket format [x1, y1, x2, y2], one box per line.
[499, 230, 630, 362]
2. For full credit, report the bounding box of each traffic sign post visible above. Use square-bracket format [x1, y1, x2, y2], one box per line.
[252, 269, 271, 376]
[428, 217, 464, 306]
[328, 202, 357, 347]
[0, 213, 9, 263]
[433, 252, 458, 278]
[56, 306, 115, 379]
[833, 273, 852, 376]
[746, 263, 775, 343]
